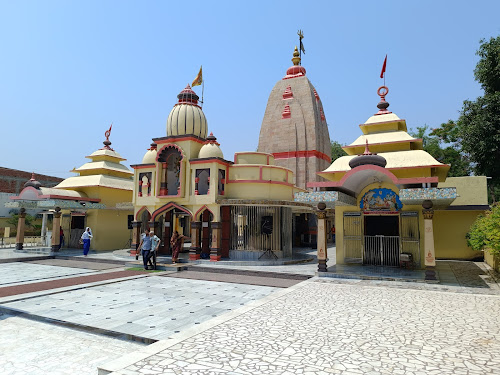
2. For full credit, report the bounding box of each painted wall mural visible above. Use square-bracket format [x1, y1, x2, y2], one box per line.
[360, 188, 403, 212]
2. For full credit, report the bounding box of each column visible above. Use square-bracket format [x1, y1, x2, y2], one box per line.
[159, 163, 167, 195]
[131, 221, 141, 255]
[189, 221, 201, 260]
[51, 207, 62, 252]
[15, 208, 26, 250]
[41, 212, 48, 245]
[317, 203, 328, 272]
[422, 200, 437, 281]
[210, 222, 222, 261]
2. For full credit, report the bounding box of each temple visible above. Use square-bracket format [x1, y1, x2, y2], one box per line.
[130, 85, 308, 261]
[297, 85, 489, 274]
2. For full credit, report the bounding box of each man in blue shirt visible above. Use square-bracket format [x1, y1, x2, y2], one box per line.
[137, 229, 152, 270]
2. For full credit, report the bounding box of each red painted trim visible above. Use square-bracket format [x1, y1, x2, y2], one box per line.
[154, 136, 205, 145]
[259, 167, 263, 180]
[320, 163, 450, 176]
[194, 205, 214, 221]
[190, 159, 232, 167]
[230, 164, 293, 173]
[272, 150, 331, 163]
[131, 164, 155, 169]
[135, 206, 151, 220]
[151, 202, 193, 220]
[343, 138, 423, 149]
[11, 187, 101, 203]
[210, 255, 221, 261]
[156, 143, 185, 161]
[308, 166, 440, 188]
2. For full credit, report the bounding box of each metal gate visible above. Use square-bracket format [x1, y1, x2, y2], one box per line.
[364, 235, 400, 266]
[343, 212, 363, 263]
[400, 212, 420, 267]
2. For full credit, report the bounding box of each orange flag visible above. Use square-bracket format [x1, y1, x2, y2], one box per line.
[192, 66, 203, 87]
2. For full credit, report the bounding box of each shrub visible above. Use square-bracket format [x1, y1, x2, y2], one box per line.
[467, 204, 500, 256]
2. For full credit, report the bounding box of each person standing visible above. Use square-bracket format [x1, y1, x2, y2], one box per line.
[59, 227, 65, 250]
[170, 231, 184, 265]
[148, 231, 161, 269]
[81, 227, 93, 256]
[137, 229, 152, 270]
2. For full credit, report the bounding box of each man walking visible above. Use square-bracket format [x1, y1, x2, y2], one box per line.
[137, 229, 152, 270]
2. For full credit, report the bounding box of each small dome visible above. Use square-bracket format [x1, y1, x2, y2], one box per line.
[24, 172, 41, 189]
[142, 143, 158, 164]
[349, 141, 387, 169]
[166, 85, 208, 139]
[198, 133, 224, 159]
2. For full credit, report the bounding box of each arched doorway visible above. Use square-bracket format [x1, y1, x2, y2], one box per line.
[152, 203, 192, 255]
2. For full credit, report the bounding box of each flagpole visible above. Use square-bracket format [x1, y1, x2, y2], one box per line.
[201, 80, 204, 108]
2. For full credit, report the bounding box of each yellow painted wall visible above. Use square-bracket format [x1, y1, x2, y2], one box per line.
[433, 210, 484, 260]
[85, 209, 131, 251]
[484, 251, 500, 272]
[438, 176, 488, 206]
[225, 183, 293, 201]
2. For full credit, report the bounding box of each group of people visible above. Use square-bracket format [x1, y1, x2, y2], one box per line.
[76, 226, 185, 267]
[137, 229, 185, 270]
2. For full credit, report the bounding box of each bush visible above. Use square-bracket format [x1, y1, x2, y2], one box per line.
[467, 204, 500, 256]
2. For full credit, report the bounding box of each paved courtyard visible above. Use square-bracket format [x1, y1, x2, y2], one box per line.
[0, 249, 499, 374]
[103, 279, 500, 375]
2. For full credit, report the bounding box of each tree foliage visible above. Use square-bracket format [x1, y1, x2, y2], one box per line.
[331, 140, 347, 161]
[467, 204, 500, 256]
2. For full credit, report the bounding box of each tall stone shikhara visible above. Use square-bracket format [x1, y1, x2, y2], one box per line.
[258, 46, 331, 190]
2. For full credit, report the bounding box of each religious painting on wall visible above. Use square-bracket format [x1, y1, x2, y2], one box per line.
[360, 188, 403, 212]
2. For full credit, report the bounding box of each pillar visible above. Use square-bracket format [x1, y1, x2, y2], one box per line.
[131, 221, 141, 255]
[51, 207, 62, 252]
[160, 162, 167, 195]
[422, 200, 437, 281]
[210, 222, 222, 261]
[15, 208, 26, 250]
[189, 221, 201, 260]
[41, 212, 48, 245]
[317, 203, 328, 272]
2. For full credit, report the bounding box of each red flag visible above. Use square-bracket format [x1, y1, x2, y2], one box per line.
[380, 55, 387, 79]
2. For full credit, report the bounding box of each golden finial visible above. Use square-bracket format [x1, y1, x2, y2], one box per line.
[292, 46, 301, 66]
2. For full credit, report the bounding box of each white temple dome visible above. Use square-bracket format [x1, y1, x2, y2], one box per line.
[198, 133, 223, 159]
[141, 143, 158, 164]
[166, 85, 207, 139]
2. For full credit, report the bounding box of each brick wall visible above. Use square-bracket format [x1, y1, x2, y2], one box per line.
[0, 167, 63, 194]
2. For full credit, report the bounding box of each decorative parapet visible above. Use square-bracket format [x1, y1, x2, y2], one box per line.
[399, 187, 457, 207]
[116, 202, 134, 210]
[294, 191, 357, 207]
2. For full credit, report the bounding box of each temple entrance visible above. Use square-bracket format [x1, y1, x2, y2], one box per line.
[156, 208, 191, 255]
[200, 209, 213, 259]
[364, 215, 399, 266]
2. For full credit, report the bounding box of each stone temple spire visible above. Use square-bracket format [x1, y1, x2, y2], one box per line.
[257, 46, 331, 190]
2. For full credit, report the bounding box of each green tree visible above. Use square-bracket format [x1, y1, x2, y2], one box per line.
[331, 140, 347, 161]
[456, 36, 500, 202]
[410, 125, 471, 177]
[467, 204, 500, 257]
[6, 210, 36, 229]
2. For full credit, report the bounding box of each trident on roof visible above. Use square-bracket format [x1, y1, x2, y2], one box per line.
[297, 30, 305, 63]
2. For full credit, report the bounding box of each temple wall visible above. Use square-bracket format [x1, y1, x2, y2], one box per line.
[433, 210, 484, 260]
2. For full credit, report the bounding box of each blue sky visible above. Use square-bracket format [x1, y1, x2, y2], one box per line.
[1, 0, 499, 178]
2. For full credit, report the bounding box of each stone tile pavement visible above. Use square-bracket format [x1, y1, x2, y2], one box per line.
[102, 278, 500, 375]
[2, 276, 278, 341]
[0, 312, 143, 375]
[0, 262, 94, 286]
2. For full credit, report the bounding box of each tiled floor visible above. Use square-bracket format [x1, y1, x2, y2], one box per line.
[106, 278, 500, 375]
[2, 276, 278, 341]
[0, 262, 94, 286]
[0, 312, 142, 375]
